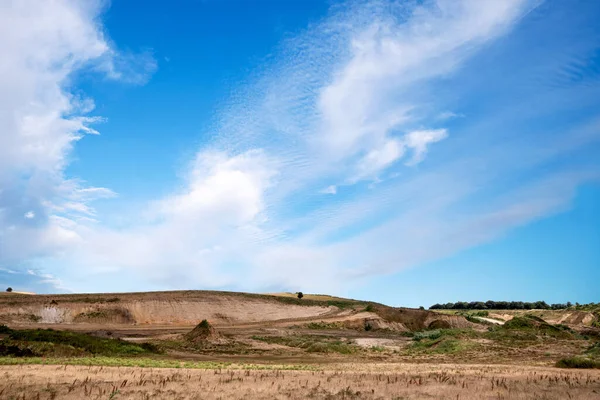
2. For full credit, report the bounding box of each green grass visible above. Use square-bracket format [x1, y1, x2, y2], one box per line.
[499, 316, 575, 339]
[0, 325, 160, 357]
[0, 357, 318, 370]
[406, 329, 474, 354]
[407, 338, 470, 354]
[252, 335, 359, 354]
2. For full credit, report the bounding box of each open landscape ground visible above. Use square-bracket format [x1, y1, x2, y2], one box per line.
[0, 291, 599, 399]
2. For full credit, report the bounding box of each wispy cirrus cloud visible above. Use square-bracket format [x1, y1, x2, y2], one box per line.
[2, 0, 599, 296]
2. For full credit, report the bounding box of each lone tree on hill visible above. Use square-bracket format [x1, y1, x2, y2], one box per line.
[6, 287, 12, 292]
[297, 292, 303, 299]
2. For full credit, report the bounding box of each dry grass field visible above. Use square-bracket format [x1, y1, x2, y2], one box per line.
[2, 363, 600, 399]
[0, 291, 599, 399]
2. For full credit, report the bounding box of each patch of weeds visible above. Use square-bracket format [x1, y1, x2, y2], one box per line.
[76, 311, 107, 319]
[585, 342, 600, 357]
[305, 321, 344, 330]
[407, 337, 469, 354]
[252, 335, 359, 354]
[503, 316, 536, 329]
[267, 295, 363, 310]
[556, 357, 600, 369]
[67, 297, 120, 304]
[413, 330, 442, 341]
[498, 316, 574, 340]
[364, 304, 374, 312]
[6, 328, 161, 356]
[370, 346, 385, 352]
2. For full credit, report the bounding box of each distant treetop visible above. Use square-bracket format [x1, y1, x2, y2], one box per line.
[429, 300, 576, 310]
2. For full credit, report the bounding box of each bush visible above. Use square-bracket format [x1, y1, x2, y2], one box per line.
[297, 292, 303, 299]
[556, 357, 600, 369]
[0, 325, 13, 334]
[7, 328, 160, 356]
[413, 330, 442, 342]
[503, 317, 535, 330]
[5, 287, 12, 293]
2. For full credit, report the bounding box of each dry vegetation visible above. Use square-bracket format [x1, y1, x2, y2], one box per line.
[0, 291, 599, 398]
[1, 363, 599, 399]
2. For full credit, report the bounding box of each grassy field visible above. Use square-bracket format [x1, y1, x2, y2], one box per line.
[1, 363, 598, 399]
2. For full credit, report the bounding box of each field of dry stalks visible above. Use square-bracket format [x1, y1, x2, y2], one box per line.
[2, 363, 600, 400]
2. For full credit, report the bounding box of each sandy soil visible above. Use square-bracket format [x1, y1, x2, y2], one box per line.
[2, 363, 599, 399]
[0, 293, 335, 326]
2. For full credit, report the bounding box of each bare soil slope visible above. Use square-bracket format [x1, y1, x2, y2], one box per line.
[0, 290, 469, 331]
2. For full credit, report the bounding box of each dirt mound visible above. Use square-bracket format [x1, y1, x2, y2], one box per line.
[372, 305, 474, 331]
[185, 320, 219, 343]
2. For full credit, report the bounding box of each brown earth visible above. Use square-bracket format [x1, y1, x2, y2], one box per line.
[0, 290, 469, 332]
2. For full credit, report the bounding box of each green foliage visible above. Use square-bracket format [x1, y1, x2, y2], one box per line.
[429, 300, 586, 310]
[364, 304, 374, 312]
[5, 328, 160, 357]
[252, 335, 359, 354]
[585, 342, 600, 357]
[5, 287, 12, 293]
[556, 357, 600, 369]
[407, 337, 468, 354]
[413, 330, 442, 342]
[296, 292, 303, 299]
[503, 316, 535, 329]
[0, 325, 13, 334]
[198, 319, 211, 329]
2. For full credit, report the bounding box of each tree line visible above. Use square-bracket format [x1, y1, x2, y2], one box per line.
[429, 301, 575, 310]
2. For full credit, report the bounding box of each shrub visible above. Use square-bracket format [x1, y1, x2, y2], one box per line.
[503, 317, 535, 330]
[0, 325, 13, 334]
[297, 292, 303, 299]
[413, 330, 442, 342]
[556, 357, 600, 369]
[364, 304, 374, 312]
[5, 287, 12, 293]
[7, 328, 160, 356]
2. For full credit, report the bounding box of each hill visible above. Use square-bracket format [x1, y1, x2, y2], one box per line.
[0, 290, 469, 331]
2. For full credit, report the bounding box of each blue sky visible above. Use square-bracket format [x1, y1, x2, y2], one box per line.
[0, 0, 598, 307]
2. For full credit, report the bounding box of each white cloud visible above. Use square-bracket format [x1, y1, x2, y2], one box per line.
[0, 0, 155, 267]
[4, 0, 600, 297]
[353, 137, 405, 181]
[404, 129, 448, 166]
[320, 185, 338, 195]
[437, 111, 464, 120]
